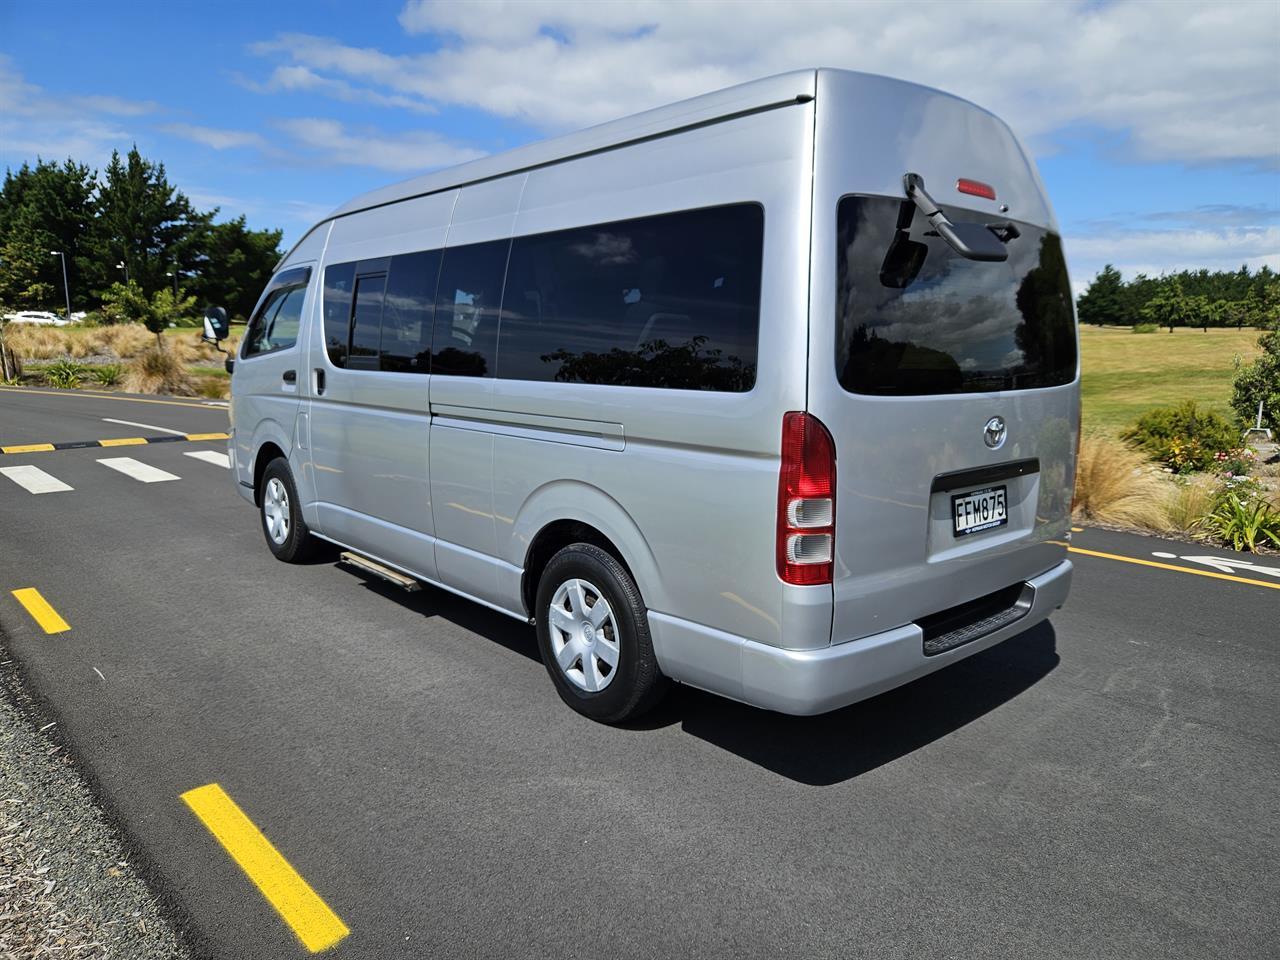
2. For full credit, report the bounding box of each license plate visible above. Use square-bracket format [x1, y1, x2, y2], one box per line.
[951, 485, 1007, 537]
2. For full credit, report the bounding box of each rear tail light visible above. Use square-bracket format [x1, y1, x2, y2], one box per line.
[777, 412, 836, 585]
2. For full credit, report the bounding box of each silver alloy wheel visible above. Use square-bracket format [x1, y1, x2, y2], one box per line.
[547, 578, 620, 693]
[263, 476, 290, 545]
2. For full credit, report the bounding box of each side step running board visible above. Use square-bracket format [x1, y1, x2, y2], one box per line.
[339, 551, 421, 592]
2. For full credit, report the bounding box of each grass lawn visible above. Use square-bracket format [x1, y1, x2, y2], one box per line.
[1080, 325, 1264, 435]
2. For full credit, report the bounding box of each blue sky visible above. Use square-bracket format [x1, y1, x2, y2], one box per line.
[2, 0, 1277, 294]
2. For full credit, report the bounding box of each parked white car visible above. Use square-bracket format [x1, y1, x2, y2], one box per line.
[2, 310, 70, 326]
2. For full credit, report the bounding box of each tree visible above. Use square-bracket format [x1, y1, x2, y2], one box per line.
[99, 280, 195, 348]
[85, 147, 210, 300]
[0, 160, 96, 311]
[1076, 264, 1126, 326]
[189, 216, 283, 320]
[1141, 277, 1194, 332]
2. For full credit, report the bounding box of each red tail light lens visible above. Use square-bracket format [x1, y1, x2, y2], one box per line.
[777, 412, 836, 585]
[956, 178, 996, 200]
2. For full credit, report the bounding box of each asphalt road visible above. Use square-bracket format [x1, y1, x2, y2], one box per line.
[1, 385, 1277, 960]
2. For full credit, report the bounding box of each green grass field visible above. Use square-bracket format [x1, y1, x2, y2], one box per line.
[1080, 326, 1264, 434]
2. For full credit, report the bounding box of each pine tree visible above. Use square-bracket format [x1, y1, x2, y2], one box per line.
[1076, 264, 1127, 326]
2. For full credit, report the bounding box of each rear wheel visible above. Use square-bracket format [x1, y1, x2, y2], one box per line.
[535, 543, 668, 723]
[259, 458, 319, 563]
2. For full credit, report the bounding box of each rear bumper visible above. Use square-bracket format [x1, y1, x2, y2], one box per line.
[649, 559, 1072, 716]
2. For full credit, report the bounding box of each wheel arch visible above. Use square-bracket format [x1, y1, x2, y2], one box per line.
[513, 481, 664, 619]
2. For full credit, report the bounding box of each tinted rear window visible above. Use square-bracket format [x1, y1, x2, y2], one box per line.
[836, 195, 1076, 395]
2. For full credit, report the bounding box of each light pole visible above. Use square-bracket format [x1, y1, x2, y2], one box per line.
[116, 260, 129, 284]
[166, 268, 179, 298]
[50, 250, 72, 322]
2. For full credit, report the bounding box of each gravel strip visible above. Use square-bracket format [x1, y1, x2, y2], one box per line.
[0, 643, 192, 960]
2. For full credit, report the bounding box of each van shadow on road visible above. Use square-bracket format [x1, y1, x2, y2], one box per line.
[347, 568, 1058, 787]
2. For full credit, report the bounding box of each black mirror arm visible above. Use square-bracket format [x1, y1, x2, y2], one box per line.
[902, 172, 1008, 263]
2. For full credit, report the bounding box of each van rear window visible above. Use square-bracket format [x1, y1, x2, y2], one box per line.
[835, 195, 1076, 395]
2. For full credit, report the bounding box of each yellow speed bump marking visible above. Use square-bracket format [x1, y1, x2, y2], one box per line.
[181, 783, 349, 953]
[11, 588, 71, 633]
[98, 436, 148, 447]
[1, 443, 56, 454]
[185, 432, 230, 441]
[1067, 546, 1280, 591]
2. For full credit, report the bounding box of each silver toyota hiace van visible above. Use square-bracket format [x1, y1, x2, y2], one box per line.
[217, 68, 1077, 723]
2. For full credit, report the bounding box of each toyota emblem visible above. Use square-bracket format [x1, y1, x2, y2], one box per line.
[984, 416, 1007, 449]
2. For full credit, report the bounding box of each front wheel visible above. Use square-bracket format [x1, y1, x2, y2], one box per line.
[535, 543, 669, 724]
[259, 457, 320, 563]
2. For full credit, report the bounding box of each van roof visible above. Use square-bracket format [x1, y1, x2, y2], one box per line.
[324, 68, 1003, 223]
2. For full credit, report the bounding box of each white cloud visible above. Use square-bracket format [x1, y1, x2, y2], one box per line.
[161, 123, 266, 150]
[247, 0, 1279, 168]
[272, 117, 486, 172]
[237, 64, 437, 114]
[1067, 225, 1280, 287]
[0, 55, 154, 170]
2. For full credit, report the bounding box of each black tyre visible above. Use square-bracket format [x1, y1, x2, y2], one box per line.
[259, 457, 320, 563]
[535, 543, 669, 723]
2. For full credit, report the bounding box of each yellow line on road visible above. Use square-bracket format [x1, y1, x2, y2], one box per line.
[185, 432, 230, 441]
[181, 783, 349, 953]
[1, 442, 56, 453]
[10, 588, 71, 633]
[98, 436, 148, 447]
[0, 385, 221, 410]
[1067, 546, 1280, 590]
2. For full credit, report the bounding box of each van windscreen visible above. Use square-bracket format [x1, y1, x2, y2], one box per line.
[835, 195, 1076, 395]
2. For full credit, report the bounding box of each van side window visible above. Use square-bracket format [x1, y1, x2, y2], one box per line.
[347, 270, 387, 370]
[243, 266, 311, 358]
[380, 250, 440, 374]
[432, 239, 509, 378]
[497, 204, 762, 391]
[323, 262, 356, 367]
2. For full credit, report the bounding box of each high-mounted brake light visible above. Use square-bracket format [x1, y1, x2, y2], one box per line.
[777, 412, 836, 586]
[956, 178, 997, 201]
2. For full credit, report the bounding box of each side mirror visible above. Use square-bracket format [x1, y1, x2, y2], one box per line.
[202, 306, 229, 343]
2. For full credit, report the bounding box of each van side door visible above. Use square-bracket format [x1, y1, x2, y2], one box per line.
[306, 252, 439, 579]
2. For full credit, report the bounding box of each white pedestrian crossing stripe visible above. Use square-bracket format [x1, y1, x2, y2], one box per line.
[0, 464, 74, 494]
[97, 457, 180, 483]
[184, 450, 231, 468]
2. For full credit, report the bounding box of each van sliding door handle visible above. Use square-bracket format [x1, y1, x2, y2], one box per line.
[282, 369, 297, 384]
[313, 369, 326, 395]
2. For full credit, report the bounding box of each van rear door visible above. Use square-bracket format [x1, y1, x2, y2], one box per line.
[806, 70, 1079, 645]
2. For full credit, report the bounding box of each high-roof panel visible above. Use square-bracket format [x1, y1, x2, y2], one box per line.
[327, 69, 820, 220]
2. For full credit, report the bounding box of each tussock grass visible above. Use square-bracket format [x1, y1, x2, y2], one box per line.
[1165, 474, 1219, 531]
[1073, 434, 1173, 531]
[124, 347, 194, 396]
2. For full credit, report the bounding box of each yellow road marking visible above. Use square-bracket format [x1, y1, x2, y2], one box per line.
[1068, 546, 1280, 590]
[0, 385, 220, 410]
[11, 588, 70, 633]
[98, 436, 148, 447]
[185, 432, 230, 441]
[181, 783, 349, 953]
[1070, 526, 1084, 532]
[1, 443, 56, 454]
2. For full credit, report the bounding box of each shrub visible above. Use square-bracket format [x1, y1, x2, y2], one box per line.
[92, 363, 124, 387]
[1232, 322, 1280, 433]
[195, 377, 229, 399]
[44, 358, 86, 389]
[6, 324, 71, 360]
[1132, 322, 1159, 334]
[1213, 447, 1257, 478]
[1073, 435, 1171, 530]
[1120, 400, 1239, 473]
[124, 347, 194, 396]
[1195, 489, 1280, 552]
